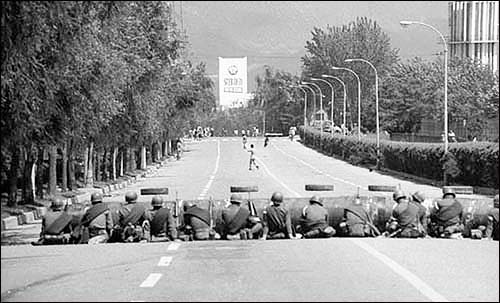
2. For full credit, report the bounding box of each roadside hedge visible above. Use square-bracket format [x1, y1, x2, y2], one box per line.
[299, 126, 499, 188]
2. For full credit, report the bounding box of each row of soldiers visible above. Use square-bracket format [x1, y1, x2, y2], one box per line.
[34, 189, 499, 245]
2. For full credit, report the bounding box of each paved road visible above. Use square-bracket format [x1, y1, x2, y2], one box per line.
[1, 137, 498, 302]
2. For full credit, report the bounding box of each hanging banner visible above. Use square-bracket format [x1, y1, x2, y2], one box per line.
[218, 57, 248, 108]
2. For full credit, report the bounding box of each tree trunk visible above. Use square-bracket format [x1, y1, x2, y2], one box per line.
[7, 145, 20, 207]
[86, 142, 94, 187]
[48, 145, 57, 197]
[68, 139, 76, 191]
[61, 142, 68, 192]
[22, 146, 36, 205]
[35, 146, 44, 199]
[141, 145, 147, 170]
[119, 150, 124, 177]
[112, 147, 118, 180]
[83, 145, 89, 187]
[95, 148, 101, 182]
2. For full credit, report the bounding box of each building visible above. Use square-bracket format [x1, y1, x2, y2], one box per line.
[448, 1, 499, 72]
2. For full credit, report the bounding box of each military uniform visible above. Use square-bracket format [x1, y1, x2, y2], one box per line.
[145, 196, 177, 241]
[262, 192, 293, 240]
[222, 194, 262, 240]
[118, 192, 148, 242]
[485, 195, 499, 241]
[342, 200, 372, 237]
[37, 199, 73, 245]
[298, 196, 335, 238]
[392, 199, 423, 238]
[81, 193, 113, 244]
[429, 188, 464, 238]
[183, 202, 212, 240]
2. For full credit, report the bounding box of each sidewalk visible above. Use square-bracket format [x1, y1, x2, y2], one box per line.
[1, 157, 172, 246]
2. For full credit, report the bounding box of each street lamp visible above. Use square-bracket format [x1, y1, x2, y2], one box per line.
[311, 77, 335, 136]
[321, 75, 347, 132]
[300, 82, 316, 124]
[331, 66, 362, 140]
[345, 58, 380, 168]
[400, 20, 449, 184]
[302, 81, 324, 139]
[289, 85, 308, 128]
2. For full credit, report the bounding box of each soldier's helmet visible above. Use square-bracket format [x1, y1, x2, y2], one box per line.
[442, 187, 456, 199]
[230, 194, 243, 204]
[494, 194, 499, 208]
[393, 190, 407, 202]
[271, 192, 284, 204]
[91, 192, 103, 204]
[51, 197, 65, 210]
[412, 191, 425, 203]
[151, 196, 163, 207]
[183, 200, 195, 211]
[125, 191, 138, 203]
[309, 195, 323, 206]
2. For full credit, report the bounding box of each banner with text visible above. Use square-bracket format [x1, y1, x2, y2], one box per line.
[218, 57, 248, 108]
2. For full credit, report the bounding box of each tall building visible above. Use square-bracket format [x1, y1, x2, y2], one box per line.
[448, 1, 499, 72]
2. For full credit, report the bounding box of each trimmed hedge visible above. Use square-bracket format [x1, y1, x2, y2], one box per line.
[299, 126, 499, 189]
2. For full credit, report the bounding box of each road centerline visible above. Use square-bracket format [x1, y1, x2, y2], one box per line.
[158, 256, 173, 267]
[198, 139, 221, 200]
[139, 273, 163, 288]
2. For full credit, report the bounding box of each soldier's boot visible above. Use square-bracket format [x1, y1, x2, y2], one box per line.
[304, 229, 321, 238]
[321, 226, 336, 238]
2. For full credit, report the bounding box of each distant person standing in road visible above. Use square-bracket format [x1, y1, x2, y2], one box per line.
[242, 134, 247, 149]
[264, 135, 269, 147]
[248, 144, 259, 170]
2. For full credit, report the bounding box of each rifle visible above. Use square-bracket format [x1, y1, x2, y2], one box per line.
[208, 196, 215, 239]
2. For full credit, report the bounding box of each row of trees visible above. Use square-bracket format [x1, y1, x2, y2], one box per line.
[249, 17, 498, 139]
[1, 2, 216, 206]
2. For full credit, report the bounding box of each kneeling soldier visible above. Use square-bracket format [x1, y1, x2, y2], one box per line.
[146, 196, 178, 242]
[118, 191, 149, 242]
[222, 194, 263, 240]
[386, 190, 425, 238]
[298, 196, 335, 238]
[429, 188, 464, 238]
[262, 192, 296, 240]
[34, 198, 73, 245]
[182, 200, 219, 240]
[80, 192, 113, 244]
[340, 196, 372, 237]
[485, 195, 499, 241]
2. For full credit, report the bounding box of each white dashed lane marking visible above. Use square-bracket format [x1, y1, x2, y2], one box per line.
[198, 139, 221, 200]
[139, 273, 163, 288]
[167, 242, 181, 250]
[158, 256, 173, 267]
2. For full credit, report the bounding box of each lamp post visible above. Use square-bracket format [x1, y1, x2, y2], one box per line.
[311, 77, 335, 136]
[300, 82, 316, 124]
[321, 75, 347, 132]
[400, 20, 448, 184]
[302, 81, 324, 138]
[289, 85, 308, 128]
[331, 66, 361, 140]
[345, 58, 380, 168]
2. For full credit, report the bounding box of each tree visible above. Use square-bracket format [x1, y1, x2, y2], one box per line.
[301, 17, 399, 131]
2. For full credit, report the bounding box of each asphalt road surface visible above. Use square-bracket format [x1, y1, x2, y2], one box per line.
[1, 137, 498, 302]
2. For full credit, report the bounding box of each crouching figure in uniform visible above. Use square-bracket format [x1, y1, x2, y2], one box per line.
[32, 198, 73, 245]
[261, 192, 299, 240]
[429, 188, 464, 239]
[385, 190, 425, 238]
[79, 192, 113, 244]
[297, 196, 335, 239]
[145, 196, 178, 242]
[485, 195, 499, 241]
[339, 195, 373, 237]
[117, 191, 149, 242]
[222, 194, 263, 240]
[182, 200, 220, 241]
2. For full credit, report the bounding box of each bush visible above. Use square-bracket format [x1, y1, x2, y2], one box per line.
[299, 126, 499, 188]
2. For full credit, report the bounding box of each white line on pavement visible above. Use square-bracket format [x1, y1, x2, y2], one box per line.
[255, 156, 301, 198]
[158, 256, 173, 267]
[198, 140, 221, 200]
[139, 273, 163, 288]
[271, 142, 366, 190]
[167, 242, 181, 250]
[350, 239, 448, 302]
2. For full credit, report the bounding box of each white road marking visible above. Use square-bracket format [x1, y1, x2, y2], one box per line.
[272, 142, 366, 190]
[139, 273, 163, 288]
[255, 156, 301, 198]
[158, 256, 173, 267]
[198, 140, 221, 200]
[350, 239, 448, 302]
[167, 242, 181, 251]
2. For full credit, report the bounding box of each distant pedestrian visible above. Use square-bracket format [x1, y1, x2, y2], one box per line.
[242, 134, 247, 149]
[248, 144, 259, 170]
[264, 136, 269, 147]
